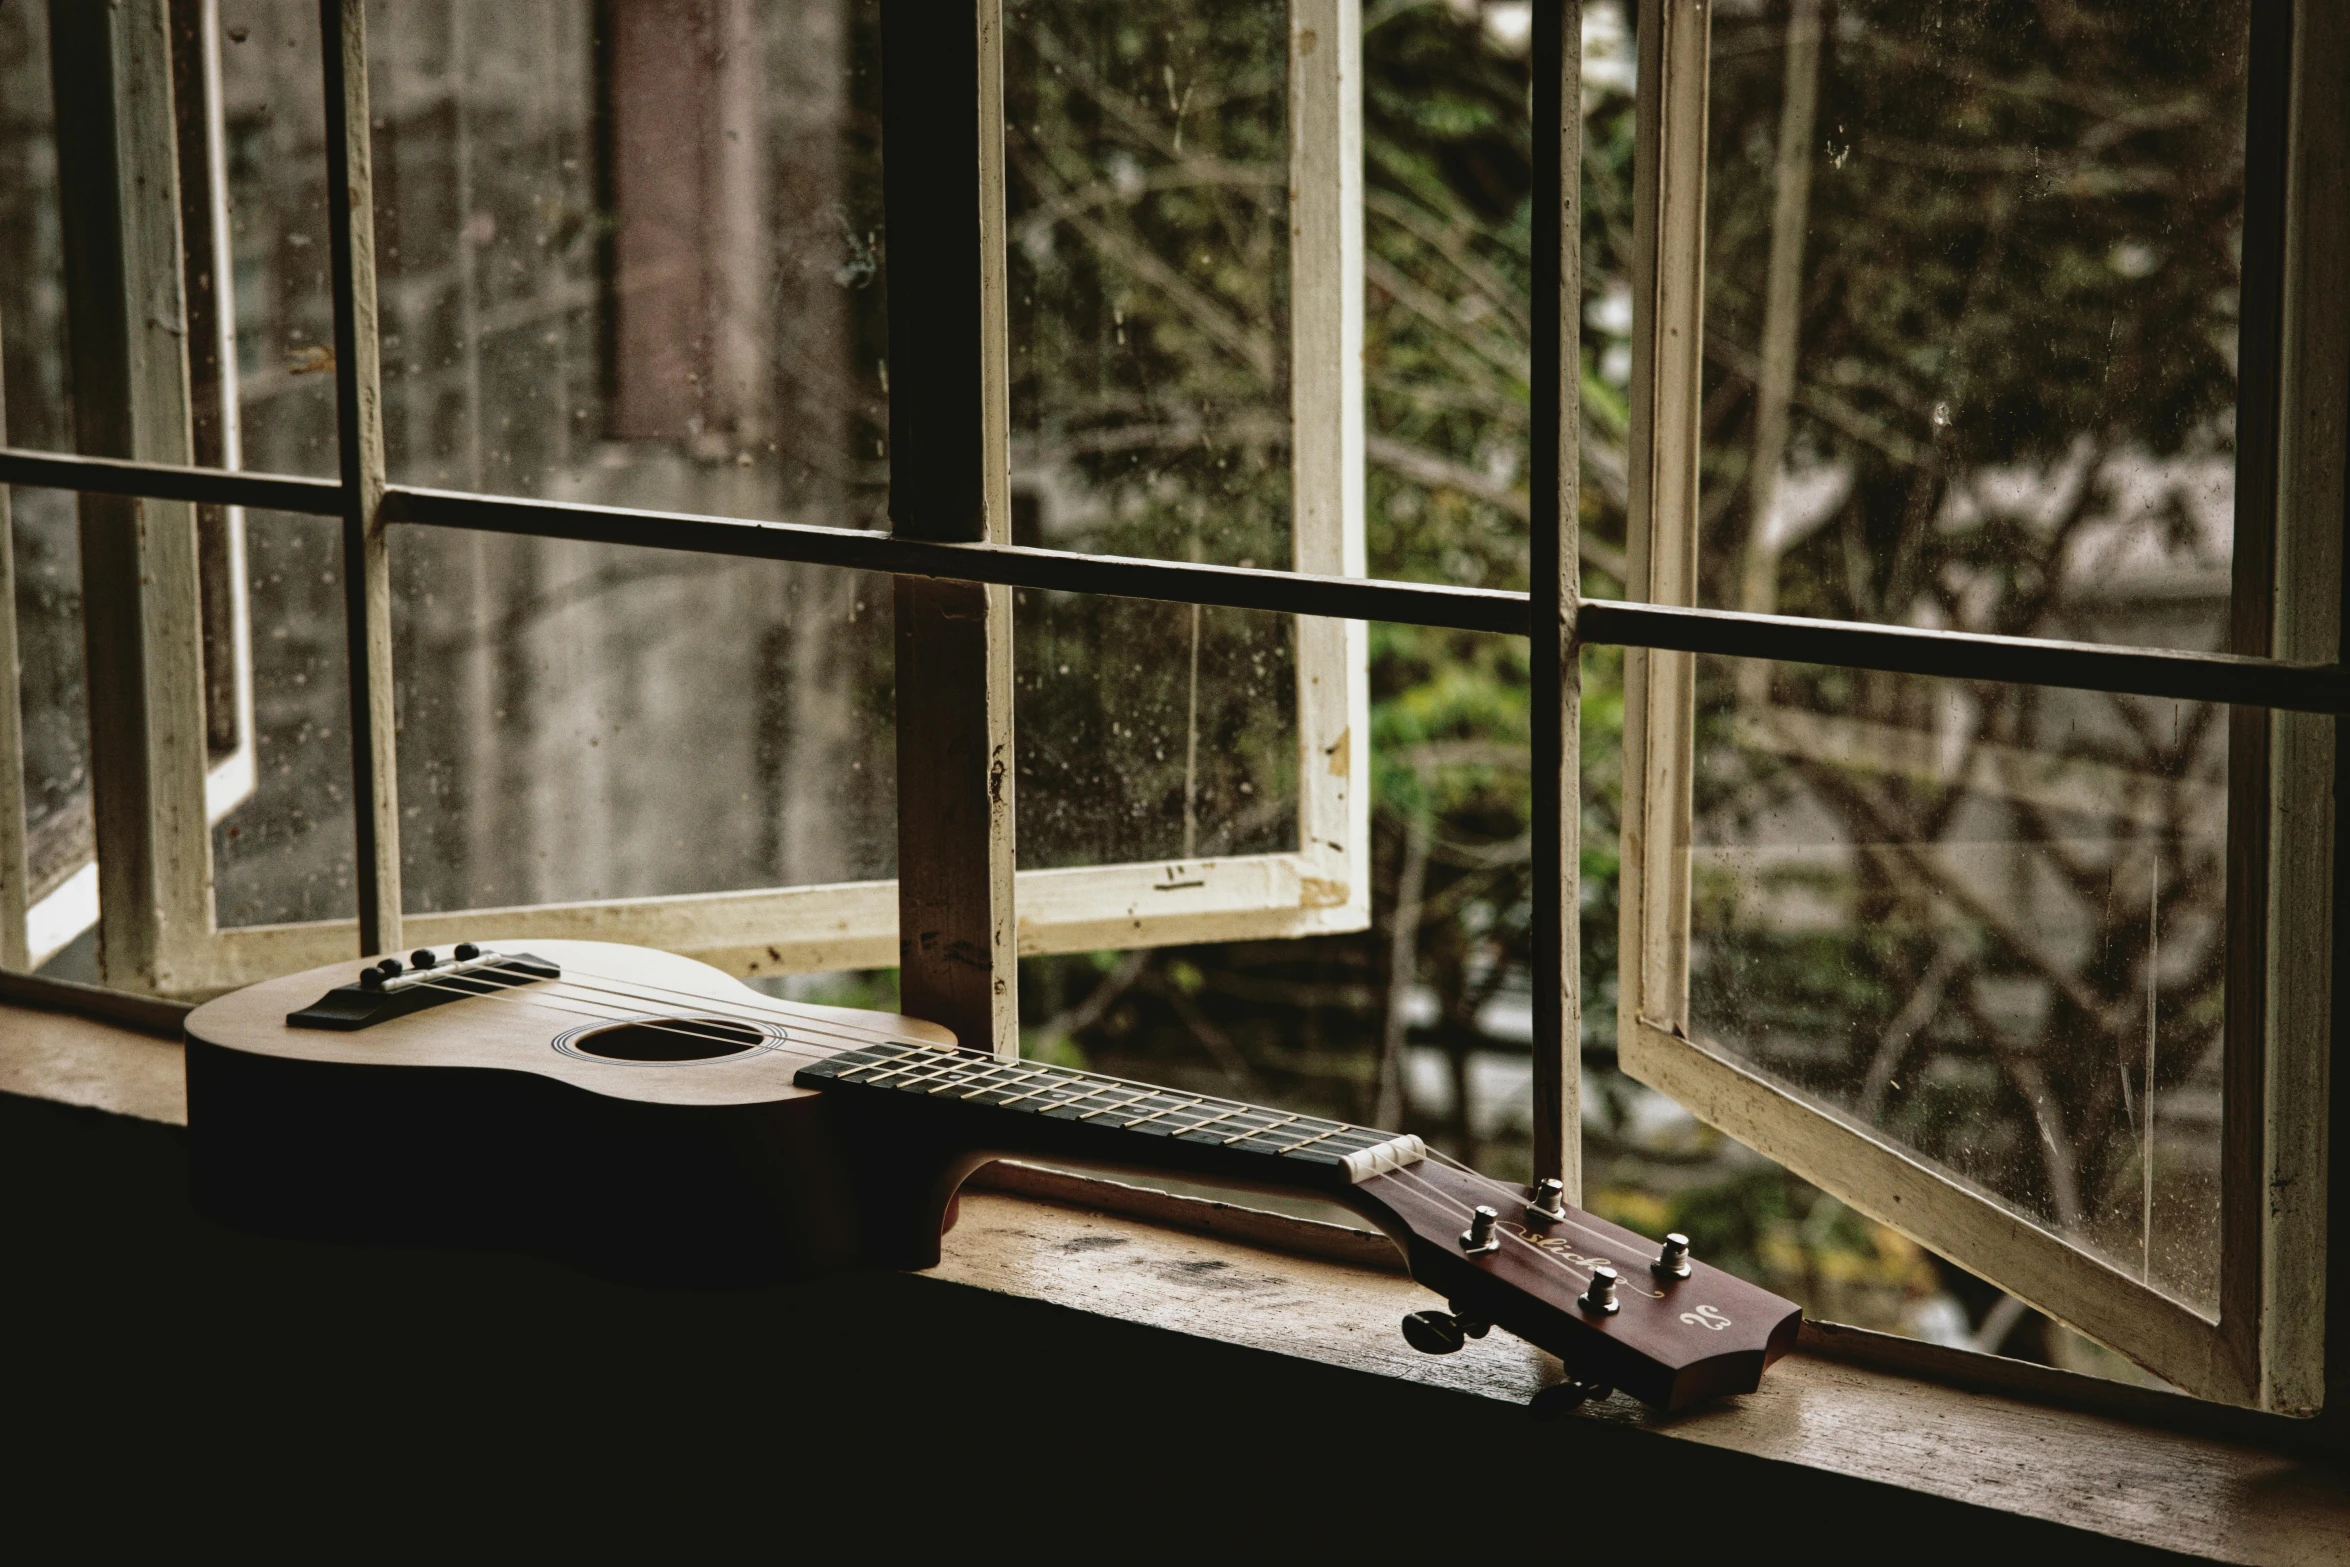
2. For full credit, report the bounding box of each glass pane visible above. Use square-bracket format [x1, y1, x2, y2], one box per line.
[1015, 592, 1293, 868]
[1701, 0, 2248, 653]
[352, 0, 898, 907]
[1687, 653, 2226, 1316]
[212, 511, 356, 926]
[220, 0, 340, 480]
[1363, 0, 1546, 592]
[0, 0, 69, 460]
[369, 0, 889, 521]
[391, 537, 894, 909]
[1004, 0, 1290, 569]
[1003, 0, 1306, 870]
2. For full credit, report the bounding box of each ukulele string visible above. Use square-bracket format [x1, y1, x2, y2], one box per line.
[373, 972, 858, 1066]
[498, 959, 947, 1047]
[380, 959, 1663, 1298]
[373, 956, 973, 1064]
[541, 959, 1658, 1256]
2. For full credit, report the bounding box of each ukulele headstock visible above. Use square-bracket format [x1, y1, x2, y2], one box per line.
[1352, 1161, 1801, 1410]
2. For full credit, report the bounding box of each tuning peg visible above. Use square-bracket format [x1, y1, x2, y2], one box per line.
[1581, 1265, 1621, 1315]
[454, 943, 481, 961]
[1459, 1205, 1501, 1255]
[1528, 1380, 1614, 1419]
[1652, 1232, 1692, 1279]
[1401, 1310, 1467, 1355]
[410, 949, 440, 970]
[1446, 1299, 1491, 1338]
[1525, 1176, 1567, 1224]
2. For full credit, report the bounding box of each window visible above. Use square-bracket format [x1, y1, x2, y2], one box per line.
[2, 0, 1369, 1009]
[1613, 0, 2341, 1408]
[1, 0, 2339, 1416]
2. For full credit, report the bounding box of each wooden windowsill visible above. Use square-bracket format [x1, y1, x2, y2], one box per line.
[5, 997, 2344, 1560]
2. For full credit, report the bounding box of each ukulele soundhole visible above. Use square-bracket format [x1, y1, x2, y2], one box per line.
[562, 1017, 771, 1063]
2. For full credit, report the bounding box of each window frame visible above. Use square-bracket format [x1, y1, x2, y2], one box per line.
[1, 0, 2340, 1415]
[14, 0, 1372, 1002]
[1612, 0, 2342, 1410]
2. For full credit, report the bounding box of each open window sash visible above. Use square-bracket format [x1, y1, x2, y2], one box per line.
[31, 0, 1370, 998]
[1612, 0, 2338, 1412]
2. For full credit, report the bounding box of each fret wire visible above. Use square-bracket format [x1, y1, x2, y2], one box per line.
[922, 1056, 1018, 1095]
[844, 1052, 951, 1086]
[1074, 1088, 1161, 1121]
[866, 1053, 977, 1090]
[1264, 1124, 1352, 1156]
[1116, 1096, 1213, 1132]
[950, 1061, 1034, 1099]
[1221, 1112, 1303, 1146]
[1156, 1104, 1267, 1140]
[990, 1070, 1089, 1110]
[830, 1049, 1425, 1168]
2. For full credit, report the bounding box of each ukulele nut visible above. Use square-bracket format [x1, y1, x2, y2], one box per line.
[1459, 1206, 1501, 1255]
[1652, 1232, 1693, 1280]
[1525, 1176, 1567, 1225]
[1582, 1266, 1622, 1315]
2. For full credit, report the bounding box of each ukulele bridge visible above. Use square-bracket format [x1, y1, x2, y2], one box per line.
[286, 947, 562, 1031]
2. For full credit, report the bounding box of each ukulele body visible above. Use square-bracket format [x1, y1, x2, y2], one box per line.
[186, 940, 981, 1284]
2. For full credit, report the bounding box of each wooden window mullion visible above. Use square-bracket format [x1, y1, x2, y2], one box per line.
[320, 0, 403, 958]
[48, 0, 214, 992]
[882, 0, 1018, 1058]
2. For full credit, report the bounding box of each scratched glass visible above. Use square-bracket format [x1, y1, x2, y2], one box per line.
[1700, 0, 2249, 656]
[0, 0, 96, 975]
[356, 0, 902, 906]
[211, 511, 361, 927]
[1002, 0, 1301, 866]
[1687, 654, 2226, 1317]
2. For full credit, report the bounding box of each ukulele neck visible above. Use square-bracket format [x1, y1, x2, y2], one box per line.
[795, 1041, 1427, 1187]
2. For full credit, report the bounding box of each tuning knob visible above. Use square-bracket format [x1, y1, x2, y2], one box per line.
[1652, 1232, 1692, 1279]
[1447, 1299, 1491, 1338]
[375, 957, 404, 978]
[1525, 1176, 1567, 1224]
[1459, 1205, 1501, 1255]
[1401, 1310, 1467, 1355]
[1581, 1266, 1621, 1315]
[410, 949, 440, 970]
[1529, 1380, 1615, 1419]
[453, 943, 481, 961]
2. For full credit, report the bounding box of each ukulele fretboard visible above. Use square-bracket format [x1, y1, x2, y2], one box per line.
[796, 1041, 1426, 1183]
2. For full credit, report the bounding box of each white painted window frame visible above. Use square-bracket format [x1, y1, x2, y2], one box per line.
[1613, 0, 2342, 1411]
[24, 0, 1369, 997]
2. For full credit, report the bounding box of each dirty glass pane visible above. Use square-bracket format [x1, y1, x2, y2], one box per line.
[1362, 0, 1548, 594]
[1004, 0, 1305, 869]
[391, 536, 894, 910]
[219, 0, 340, 480]
[0, 4, 94, 971]
[1004, 0, 1290, 569]
[1701, 0, 2248, 653]
[211, 511, 356, 926]
[1687, 654, 2226, 1317]
[1016, 592, 1293, 869]
[354, 0, 898, 906]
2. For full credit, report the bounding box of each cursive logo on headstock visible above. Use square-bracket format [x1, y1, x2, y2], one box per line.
[1680, 1304, 1733, 1331]
[1503, 1222, 1666, 1299]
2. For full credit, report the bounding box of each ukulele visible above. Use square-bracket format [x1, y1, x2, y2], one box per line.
[185, 938, 1800, 1411]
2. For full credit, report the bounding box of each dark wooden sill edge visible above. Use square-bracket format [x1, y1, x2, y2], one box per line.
[0, 980, 2329, 1462]
[974, 1157, 2335, 1459]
